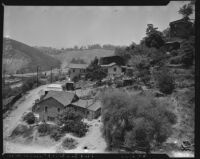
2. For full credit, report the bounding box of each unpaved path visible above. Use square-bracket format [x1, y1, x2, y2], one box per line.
[3, 84, 48, 139]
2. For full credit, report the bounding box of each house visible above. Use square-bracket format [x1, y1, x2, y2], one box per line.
[100, 62, 124, 78]
[164, 41, 180, 51]
[35, 91, 79, 122]
[169, 17, 193, 38]
[67, 64, 88, 80]
[44, 83, 64, 95]
[99, 55, 125, 66]
[35, 90, 101, 122]
[70, 99, 101, 120]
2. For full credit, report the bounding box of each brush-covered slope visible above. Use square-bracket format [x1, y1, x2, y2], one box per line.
[36, 47, 115, 69]
[3, 38, 61, 74]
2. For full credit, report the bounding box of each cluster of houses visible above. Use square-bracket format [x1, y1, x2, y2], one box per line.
[31, 17, 195, 123]
[33, 82, 101, 122]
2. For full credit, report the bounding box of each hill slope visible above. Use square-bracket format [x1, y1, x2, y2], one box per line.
[35, 47, 115, 69]
[3, 38, 61, 74]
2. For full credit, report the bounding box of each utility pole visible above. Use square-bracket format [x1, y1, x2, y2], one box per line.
[51, 67, 52, 83]
[37, 66, 39, 87]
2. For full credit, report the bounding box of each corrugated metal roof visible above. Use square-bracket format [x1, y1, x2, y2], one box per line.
[43, 91, 77, 106]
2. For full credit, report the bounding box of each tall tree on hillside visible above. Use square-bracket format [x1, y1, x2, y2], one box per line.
[178, 3, 193, 18]
[144, 24, 165, 49]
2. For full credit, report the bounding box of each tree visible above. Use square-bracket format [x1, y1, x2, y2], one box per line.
[144, 24, 165, 49]
[57, 107, 89, 137]
[101, 89, 177, 152]
[114, 46, 131, 63]
[85, 57, 107, 81]
[154, 67, 175, 94]
[180, 41, 194, 67]
[178, 4, 193, 18]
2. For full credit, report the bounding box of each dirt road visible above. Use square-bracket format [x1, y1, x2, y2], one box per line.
[3, 84, 48, 139]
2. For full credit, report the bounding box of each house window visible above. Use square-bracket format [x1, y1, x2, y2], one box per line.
[44, 106, 48, 113]
[114, 67, 117, 72]
[58, 108, 60, 113]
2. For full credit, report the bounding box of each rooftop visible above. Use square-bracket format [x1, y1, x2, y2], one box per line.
[72, 99, 101, 111]
[43, 90, 77, 106]
[100, 62, 117, 67]
[47, 84, 63, 88]
[67, 63, 88, 69]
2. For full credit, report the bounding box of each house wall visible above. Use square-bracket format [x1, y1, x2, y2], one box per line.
[87, 108, 101, 121]
[37, 98, 65, 122]
[69, 68, 86, 79]
[107, 65, 122, 76]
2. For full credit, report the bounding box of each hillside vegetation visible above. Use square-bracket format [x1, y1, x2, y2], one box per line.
[36, 47, 114, 68]
[3, 38, 61, 74]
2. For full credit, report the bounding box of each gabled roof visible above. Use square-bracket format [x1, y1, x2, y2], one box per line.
[170, 17, 192, 25]
[87, 101, 101, 111]
[100, 62, 117, 67]
[43, 90, 77, 106]
[67, 63, 88, 69]
[72, 99, 101, 111]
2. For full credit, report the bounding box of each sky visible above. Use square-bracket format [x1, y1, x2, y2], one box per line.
[4, 1, 194, 49]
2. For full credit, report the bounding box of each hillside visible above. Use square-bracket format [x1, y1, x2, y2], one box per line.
[35, 47, 115, 69]
[3, 38, 61, 74]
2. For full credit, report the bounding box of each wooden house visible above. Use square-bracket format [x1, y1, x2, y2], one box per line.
[67, 64, 88, 80]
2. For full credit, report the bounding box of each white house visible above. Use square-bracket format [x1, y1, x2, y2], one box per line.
[100, 62, 123, 77]
[67, 64, 88, 80]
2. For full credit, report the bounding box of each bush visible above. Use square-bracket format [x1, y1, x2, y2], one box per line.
[101, 89, 177, 151]
[23, 112, 35, 124]
[155, 68, 175, 94]
[10, 124, 29, 137]
[57, 108, 89, 137]
[38, 123, 50, 135]
[62, 138, 78, 150]
[50, 129, 64, 141]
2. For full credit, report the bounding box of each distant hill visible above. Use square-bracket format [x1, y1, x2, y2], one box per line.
[3, 38, 61, 74]
[36, 47, 115, 69]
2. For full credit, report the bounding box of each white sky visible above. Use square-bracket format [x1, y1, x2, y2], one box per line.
[4, 1, 194, 49]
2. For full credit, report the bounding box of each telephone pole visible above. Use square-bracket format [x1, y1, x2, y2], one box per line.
[37, 66, 39, 87]
[51, 67, 52, 83]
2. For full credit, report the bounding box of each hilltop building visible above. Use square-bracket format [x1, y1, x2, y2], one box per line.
[169, 17, 193, 38]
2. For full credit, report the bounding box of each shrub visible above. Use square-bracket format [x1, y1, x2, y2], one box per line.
[23, 112, 35, 124]
[10, 124, 29, 138]
[155, 68, 175, 94]
[62, 138, 78, 150]
[101, 90, 177, 151]
[38, 123, 50, 135]
[57, 108, 89, 137]
[72, 121, 89, 137]
[50, 129, 64, 141]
